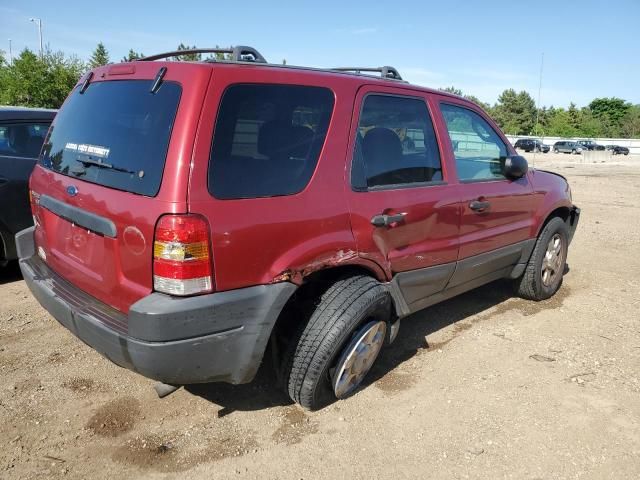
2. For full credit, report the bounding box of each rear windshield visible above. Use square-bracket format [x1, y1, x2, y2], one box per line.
[40, 80, 181, 196]
[209, 84, 334, 199]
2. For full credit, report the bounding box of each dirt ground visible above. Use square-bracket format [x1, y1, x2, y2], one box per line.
[1, 152, 639, 480]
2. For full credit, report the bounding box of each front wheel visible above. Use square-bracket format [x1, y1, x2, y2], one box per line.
[553, 148, 559, 153]
[284, 275, 392, 410]
[516, 217, 568, 300]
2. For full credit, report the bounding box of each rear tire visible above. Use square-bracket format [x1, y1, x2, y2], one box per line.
[284, 275, 391, 410]
[516, 217, 568, 301]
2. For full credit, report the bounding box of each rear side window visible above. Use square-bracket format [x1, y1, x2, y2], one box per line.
[0, 123, 50, 158]
[40, 80, 181, 196]
[209, 84, 334, 199]
[351, 94, 442, 190]
[440, 103, 507, 182]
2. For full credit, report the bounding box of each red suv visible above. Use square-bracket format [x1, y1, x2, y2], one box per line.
[17, 46, 579, 409]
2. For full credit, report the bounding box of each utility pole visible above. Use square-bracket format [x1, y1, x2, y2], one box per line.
[8, 38, 12, 65]
[29, 18, 43, 58]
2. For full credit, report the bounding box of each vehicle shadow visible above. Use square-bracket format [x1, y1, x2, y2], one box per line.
[186, 279, 516, 415]
[0, 261, 23, 285]
[365, 280, 515, 387]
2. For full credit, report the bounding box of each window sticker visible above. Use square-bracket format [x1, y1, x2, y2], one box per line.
[65, 142, 110, 158]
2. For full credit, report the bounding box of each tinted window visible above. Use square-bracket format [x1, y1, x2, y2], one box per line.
[352, 95, 441, 189]
[40, 80, 181, 196]
[0, 123, 50, 158]
[209, 84, 334, 199]
[440, 103, 507, 181]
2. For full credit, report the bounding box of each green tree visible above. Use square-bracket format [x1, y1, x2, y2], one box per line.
[492, 89, 536, 135]
[577, 108, 603, 137]
[545, 108, 578, 137]
[438, 86, 489, 111]
[588, 97, 630, 137]
[621, 105, 640, 138]
[89, 42, 110, 68]
[440, 86, 463, 96]
[567, 102, 581, 131]
[203, 45, 233, 62]
[121, 49, 144, 62]
[0, 48, 85, 108]
[175, 43, 201, 61]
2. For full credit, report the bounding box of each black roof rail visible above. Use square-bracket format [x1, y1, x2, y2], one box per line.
[138, 46, 267, 63]
[332, 66, 403, 81]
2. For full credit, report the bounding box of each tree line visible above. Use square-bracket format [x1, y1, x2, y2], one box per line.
[1, 43, 639, 139]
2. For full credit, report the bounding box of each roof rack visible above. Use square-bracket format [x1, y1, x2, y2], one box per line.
[332, 66, 403, 81]
[138, 46, 267, 63]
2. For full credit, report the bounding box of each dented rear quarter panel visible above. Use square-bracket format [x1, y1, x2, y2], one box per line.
[187, 65, 385, 291]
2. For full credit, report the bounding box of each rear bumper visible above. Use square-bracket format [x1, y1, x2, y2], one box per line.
[16, 227, 296, 385]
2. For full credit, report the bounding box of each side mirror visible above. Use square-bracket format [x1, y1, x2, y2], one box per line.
[504, 155, 528, 179]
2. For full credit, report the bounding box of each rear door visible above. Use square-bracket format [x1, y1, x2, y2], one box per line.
[0, 120, 51, 257]
[30, 63, 210, 313]
[433, 97, 536, 285]
[346, 86, 460, 308]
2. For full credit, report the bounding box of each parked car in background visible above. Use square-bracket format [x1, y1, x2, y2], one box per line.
[0, 107, 56, 266]
[514, 138, 550, 153]
[610, 145, 630, 155]
[553, 141, 584, 154]
[577, 140, 605, 151]
[17, 46, 579, 410]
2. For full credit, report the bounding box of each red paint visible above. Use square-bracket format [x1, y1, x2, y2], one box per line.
[30, 60, 572, 314]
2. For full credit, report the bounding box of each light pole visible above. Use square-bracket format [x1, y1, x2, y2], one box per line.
[29, 17, 43, 58]
[8, 38, 12, 65]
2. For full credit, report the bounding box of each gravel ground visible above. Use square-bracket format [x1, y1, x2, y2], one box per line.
[1, 152, 639, 479]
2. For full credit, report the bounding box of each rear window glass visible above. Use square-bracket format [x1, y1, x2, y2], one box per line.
[40, 80, 181, 196]
[0, 123, 50, 158]
[209, 84, 334, 199]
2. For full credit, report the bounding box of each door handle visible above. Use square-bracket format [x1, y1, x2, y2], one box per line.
[371, 212, 407, 227]
[469, 200, 491, 212]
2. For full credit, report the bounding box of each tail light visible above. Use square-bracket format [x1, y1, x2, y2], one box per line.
[153, 214, 213, 296]
[30, 190, 41, 226]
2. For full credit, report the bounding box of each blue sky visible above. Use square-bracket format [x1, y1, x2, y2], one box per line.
[2, 0, 639, 108]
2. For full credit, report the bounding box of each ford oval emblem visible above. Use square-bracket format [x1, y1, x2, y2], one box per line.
[66, 185, 78, 197]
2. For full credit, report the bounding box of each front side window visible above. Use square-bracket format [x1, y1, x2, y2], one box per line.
[352, 94, 442, 189]
[440, 103, 508, 181]
[209, 84, 334, 199]
[0, 122, 50, 158]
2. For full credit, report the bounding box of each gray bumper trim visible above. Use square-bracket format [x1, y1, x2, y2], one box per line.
[16, 227, 297, 385]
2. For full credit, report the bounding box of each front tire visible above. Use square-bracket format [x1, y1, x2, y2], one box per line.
[284, 275, 391, 410]
[516, 217, 568, 301]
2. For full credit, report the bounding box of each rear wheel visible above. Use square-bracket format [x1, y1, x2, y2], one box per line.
[516, 217, 568, 300]
[283, 275, 391, 410]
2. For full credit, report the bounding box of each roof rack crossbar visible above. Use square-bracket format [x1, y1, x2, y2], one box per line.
[332, 66, 403, 81]
[138, 46, 267, 63]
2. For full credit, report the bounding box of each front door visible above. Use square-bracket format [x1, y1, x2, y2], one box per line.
[346, 87, 460, 308]
[434, 98, 536, 285]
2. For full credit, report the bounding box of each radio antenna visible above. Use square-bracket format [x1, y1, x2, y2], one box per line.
[533, 52, 544, 167]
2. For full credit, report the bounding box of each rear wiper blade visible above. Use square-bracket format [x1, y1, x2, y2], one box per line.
[76, 156, 143, 177]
